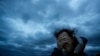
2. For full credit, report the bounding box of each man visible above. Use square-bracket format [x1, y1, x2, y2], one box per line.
[51, 29, 88, 56]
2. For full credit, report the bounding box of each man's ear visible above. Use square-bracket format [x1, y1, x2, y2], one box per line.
[74, 37, 88, 54]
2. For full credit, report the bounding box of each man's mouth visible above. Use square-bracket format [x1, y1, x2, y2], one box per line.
[63, 42, 68, 48]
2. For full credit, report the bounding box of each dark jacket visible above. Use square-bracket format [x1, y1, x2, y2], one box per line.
[51, 37, 88, 56]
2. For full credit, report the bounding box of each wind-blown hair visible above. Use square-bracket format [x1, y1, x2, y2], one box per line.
[54, 29, 75, 38]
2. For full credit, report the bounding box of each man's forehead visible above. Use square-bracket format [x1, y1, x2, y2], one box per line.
[58, 32, 73, 41]
[59, 32, 69, 36]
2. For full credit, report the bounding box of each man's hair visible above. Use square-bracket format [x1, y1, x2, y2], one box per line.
[54, 29, 75, 38]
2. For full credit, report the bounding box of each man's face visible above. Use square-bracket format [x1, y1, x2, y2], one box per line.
[57, 32, 74, 53]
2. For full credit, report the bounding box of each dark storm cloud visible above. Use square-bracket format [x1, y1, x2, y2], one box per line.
[0, 0, 100, 56]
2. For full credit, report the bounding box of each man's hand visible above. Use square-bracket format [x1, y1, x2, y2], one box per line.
[56, 36, 68, 51]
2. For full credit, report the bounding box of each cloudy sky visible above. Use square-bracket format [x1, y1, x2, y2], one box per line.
[0, 0, 100, 56]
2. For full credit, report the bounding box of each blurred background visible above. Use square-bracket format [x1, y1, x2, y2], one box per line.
[0, 0, 100, 56]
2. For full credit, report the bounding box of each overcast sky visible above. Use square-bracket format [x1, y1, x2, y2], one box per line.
[0, 0, 100, 56]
